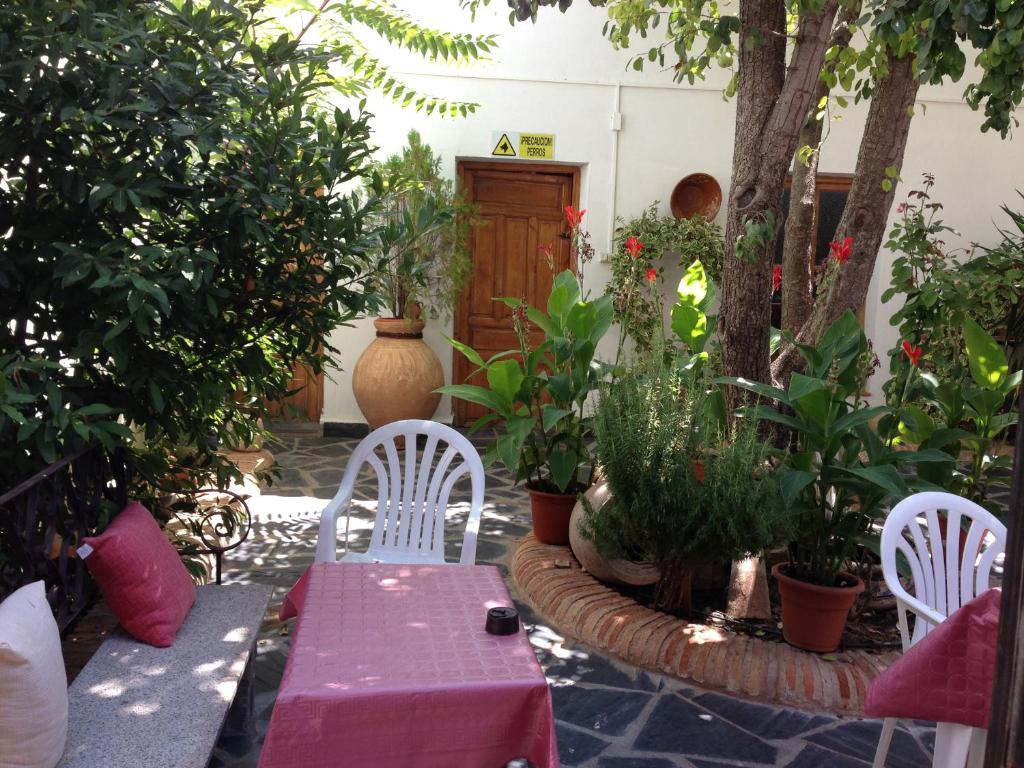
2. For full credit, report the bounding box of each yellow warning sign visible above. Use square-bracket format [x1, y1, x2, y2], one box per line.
[491, 133, 516, 157]
[518, 133, 555, 160]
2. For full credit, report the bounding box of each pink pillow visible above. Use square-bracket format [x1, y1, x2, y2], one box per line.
[81, 502, 196, 647]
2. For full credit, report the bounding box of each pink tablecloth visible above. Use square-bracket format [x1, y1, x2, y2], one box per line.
[260, 563, 560, 768]
[864, 588, 1000, 728]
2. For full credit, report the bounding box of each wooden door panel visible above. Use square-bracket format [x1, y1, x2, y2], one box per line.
[454, 162, 580, 426]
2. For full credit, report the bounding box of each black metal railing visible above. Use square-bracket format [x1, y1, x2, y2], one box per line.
[0, 444, 129, 631]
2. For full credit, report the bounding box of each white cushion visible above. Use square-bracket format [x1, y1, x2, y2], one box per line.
[0, 581, 68, 768]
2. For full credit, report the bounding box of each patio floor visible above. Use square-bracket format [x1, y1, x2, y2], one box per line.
[210, 433, 935, 768]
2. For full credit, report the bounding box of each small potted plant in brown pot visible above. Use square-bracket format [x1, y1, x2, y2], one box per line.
[720, 311, 938, 652]
[440, 212, 614, 544]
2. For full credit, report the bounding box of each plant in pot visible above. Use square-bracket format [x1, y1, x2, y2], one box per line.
[352, 130, 476, 428]
[439, 231, 615, 543]
[583, 349, 788, 612]
[720, 311, 950, 652]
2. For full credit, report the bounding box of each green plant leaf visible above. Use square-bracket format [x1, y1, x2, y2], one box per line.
[436, 384, 508, 413]
[547, 448, 579, 492]
[671, 303, 708, 352]
[445, 336, 485, 368]
[486, 358, 524, 403]
[838, 464, 908, 498]
[963, 316, 1008, 388]
[541, 405, 572, 432]
[781, 469, 817, 509]
[787, 372, 825, 402]
[676, 259, 708, 307]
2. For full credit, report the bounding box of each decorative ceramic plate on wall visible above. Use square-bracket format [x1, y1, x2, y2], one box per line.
[670, 173, 722, 221]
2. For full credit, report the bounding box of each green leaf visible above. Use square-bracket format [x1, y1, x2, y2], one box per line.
[830, 406, 889, 437]
[541, 405, 572, 432]
[486, 359, 524, 403]
[838, 465, 908, 498]
[963, 317, 1008, 389]
[713, 377, 789, 405]
[676, 259, 708, 308]
[781, 470, 817, 508]
[436, 384, 508, 414]
[671, 303, 708, 352]
[788, 372, 825, 402]
[445, 336, 485, 369]
[548, 448, 579, 492]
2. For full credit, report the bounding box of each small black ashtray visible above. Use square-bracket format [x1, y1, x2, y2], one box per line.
[485, 606, 520, 635]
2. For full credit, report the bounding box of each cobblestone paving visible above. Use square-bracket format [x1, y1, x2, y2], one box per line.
[211, 434, 934, 768]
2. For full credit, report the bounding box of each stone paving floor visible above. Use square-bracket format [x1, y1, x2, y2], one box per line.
[210, 434, 934, 768]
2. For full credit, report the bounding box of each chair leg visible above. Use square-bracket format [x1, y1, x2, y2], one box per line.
[932, 722, 973, 768]
[965, 727, 987, 768]
[872, 717, 898, 768]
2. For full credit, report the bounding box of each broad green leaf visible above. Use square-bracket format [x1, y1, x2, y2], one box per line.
[486, 359, 524, 403]
[781, 469, 817, 509]
[788, 372, 826, 402]
[541, 405, 573, 432]
[830, 406, 889, 437]
[436, 384, 508, 414]
[963, 317, 1008, 389]
[671, 303, 708, 352]
[445, 336, 485, 368]
[838, 465, 908, 498]
[713, 377, 789, 405]
[548, 448, 579, 492]
[676, 259, 708, 308]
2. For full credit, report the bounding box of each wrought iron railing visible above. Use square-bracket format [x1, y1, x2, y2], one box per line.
[0, 444, 254, 631]
[0, 444, 128, 631]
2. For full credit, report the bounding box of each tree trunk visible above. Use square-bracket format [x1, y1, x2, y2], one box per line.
[720, 0, 839, 390]
[779, 3, 860, 343]
[772, 51, 921, 384]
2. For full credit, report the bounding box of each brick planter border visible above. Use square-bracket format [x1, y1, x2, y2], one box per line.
[511, 534, 899, 716]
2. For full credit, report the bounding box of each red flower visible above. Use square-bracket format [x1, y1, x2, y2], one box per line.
[625, 236, 644, 258]
[692, 460, 705, 485]
[539, 241, 554, 260]
[830, 235, 853, 264]
[772, 265, 782, 292]
[645, 267, 658, 283]
[564, 205, 586, 228]
[902, 340, 923, 367]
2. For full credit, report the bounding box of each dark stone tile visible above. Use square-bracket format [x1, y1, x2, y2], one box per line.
[784, 744, 870, 768]
[551, 685, 652, 736]
[557, 723, 611, 766]
[807, 720, 929, 767]
[634, 695, 776, 764]
[543, 648, 642, 690]
[693, 692, 834, 740]
[597, 758, 679, 768]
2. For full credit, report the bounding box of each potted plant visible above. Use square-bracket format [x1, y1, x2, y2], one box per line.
[440, 213, 615, 543]
[352, 130, 476, 428]
[582, 349, 789, 612]
[720, 311, 947, 652]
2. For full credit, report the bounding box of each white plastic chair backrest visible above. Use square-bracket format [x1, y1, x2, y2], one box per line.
[881, 491, 1006, 651]
[314, 420, 484, 565]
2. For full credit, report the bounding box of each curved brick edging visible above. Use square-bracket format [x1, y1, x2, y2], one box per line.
[511, 534, 900, 716]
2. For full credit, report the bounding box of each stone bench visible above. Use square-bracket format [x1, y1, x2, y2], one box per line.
[58, 583, 272, 768]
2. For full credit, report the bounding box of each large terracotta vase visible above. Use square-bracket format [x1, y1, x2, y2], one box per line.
[352, 318, 443, 429]
[568, 481, 661, 586]
[772, 562, 864, 653]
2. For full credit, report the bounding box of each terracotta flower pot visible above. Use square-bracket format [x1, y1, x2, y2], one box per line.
[352, 318, 443, 429]
[528, 486, 578, 545]
[568, 481, 660, 586]
[771, 562, 864, 653]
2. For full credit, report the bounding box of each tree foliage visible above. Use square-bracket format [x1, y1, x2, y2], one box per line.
[267, 0, 499, 117]
[0, 0, 384, 489]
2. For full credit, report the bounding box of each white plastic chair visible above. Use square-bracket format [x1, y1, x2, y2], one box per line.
[314, 419, 484, 566]
[873, 491, 1006, 768]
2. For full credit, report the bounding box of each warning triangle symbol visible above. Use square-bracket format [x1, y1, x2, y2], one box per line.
[492, 133, 516, 157]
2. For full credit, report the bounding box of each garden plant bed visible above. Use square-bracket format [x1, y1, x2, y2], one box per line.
[511, 534, 900, 716]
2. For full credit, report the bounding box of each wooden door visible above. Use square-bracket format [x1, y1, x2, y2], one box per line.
[265, 362, 324, 422]
[454, 161, 580, 426]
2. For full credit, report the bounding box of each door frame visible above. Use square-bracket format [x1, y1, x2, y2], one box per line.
[453, 159, 581, 426]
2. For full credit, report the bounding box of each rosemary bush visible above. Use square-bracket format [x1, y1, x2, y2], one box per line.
[584, 352, 788, 611]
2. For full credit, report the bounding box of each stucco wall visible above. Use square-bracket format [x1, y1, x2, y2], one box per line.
[322, 2, 1024, 425]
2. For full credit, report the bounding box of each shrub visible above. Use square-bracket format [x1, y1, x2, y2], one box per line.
[585, 351, 788, 612]
[0, 0, 383, 489]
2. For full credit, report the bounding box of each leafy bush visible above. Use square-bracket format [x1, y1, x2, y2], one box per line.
[882, 175, 1024, 389]
[586, 351, 787, 612]
[606, 203, 722, 350]
[0, 0, 383, 489]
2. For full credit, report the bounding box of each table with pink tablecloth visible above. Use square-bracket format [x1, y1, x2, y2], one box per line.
[260, 562, 560, 768]
[865, 588, 1001, 728]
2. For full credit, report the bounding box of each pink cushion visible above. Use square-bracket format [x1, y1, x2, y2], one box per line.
[81, 502, 196, 647]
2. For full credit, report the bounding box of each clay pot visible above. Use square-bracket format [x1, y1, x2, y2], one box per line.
[352, 318, 443, 429]
[772, 562, 864, 653]
[528, 486, 578, 545]
[568, 481, 660, 586]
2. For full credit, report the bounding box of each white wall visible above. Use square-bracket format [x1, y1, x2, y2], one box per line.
[322, 1, 1024, 424]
